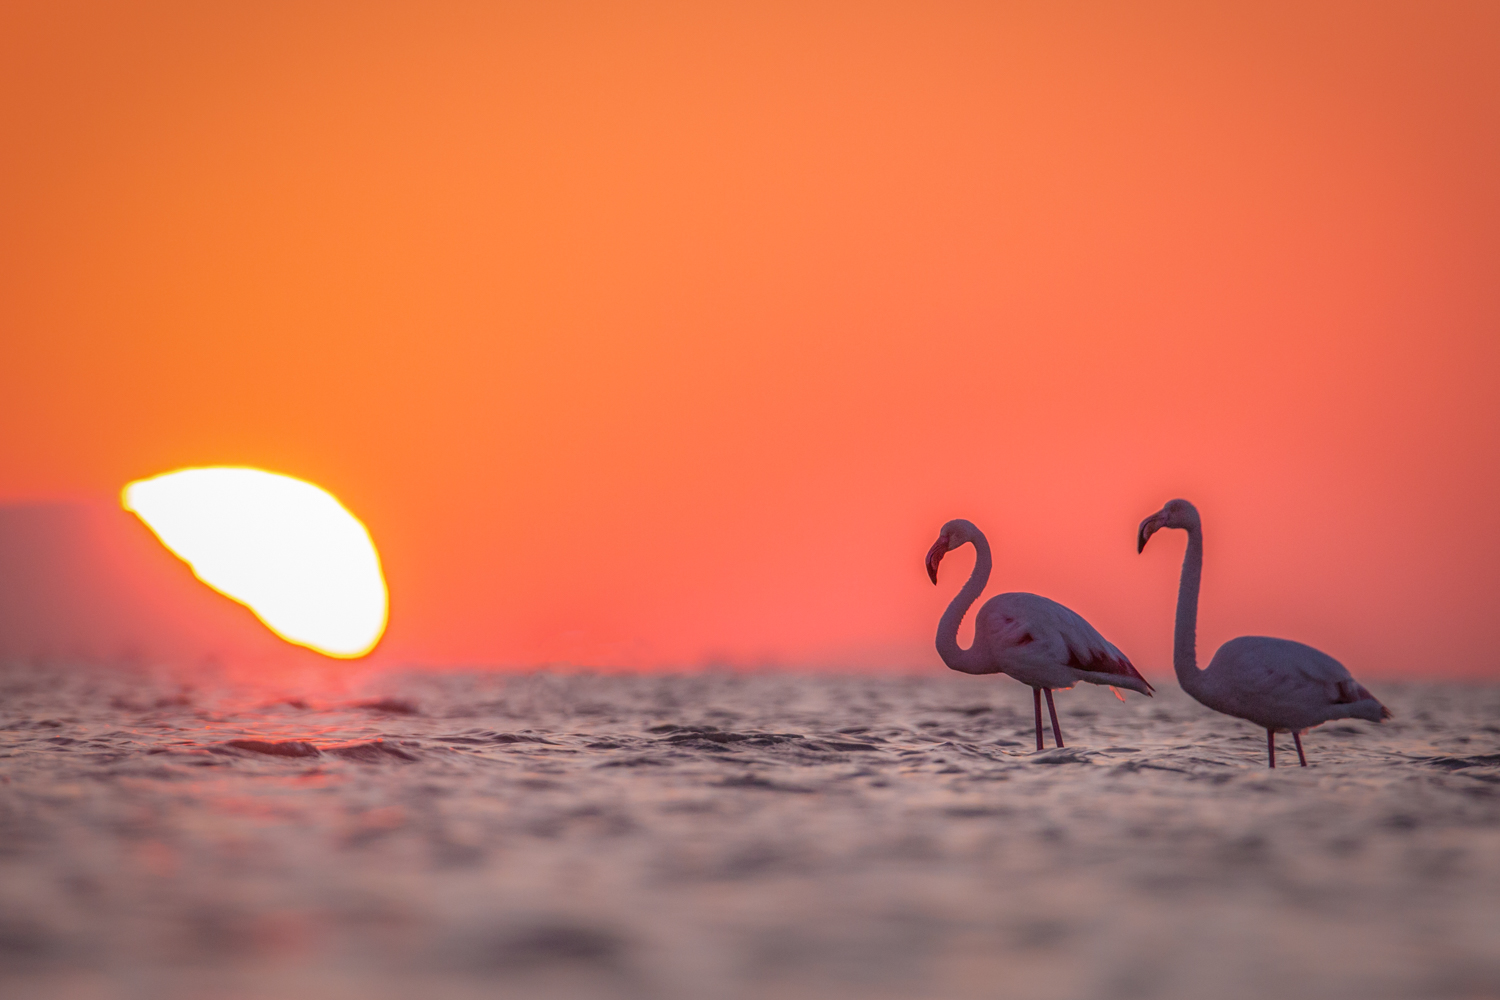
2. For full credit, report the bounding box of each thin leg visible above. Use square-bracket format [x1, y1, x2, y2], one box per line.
[1267, 728, 1276, 768]
[1033, 688, 1044, 751]
[1044, 689, 1065, 748]
[1292, 730, 1307, 767]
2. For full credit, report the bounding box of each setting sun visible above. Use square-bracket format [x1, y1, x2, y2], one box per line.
[121, 468, 388, 658]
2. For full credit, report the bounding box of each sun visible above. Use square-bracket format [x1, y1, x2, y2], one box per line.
[122, 467, 389, 658]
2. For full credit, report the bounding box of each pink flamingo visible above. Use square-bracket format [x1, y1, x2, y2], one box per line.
[926, 518, 1153, 750]
[1137, 499, 1390, 767]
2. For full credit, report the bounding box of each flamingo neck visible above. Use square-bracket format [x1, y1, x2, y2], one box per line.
[935, 533, 991, 674]
[1174, 524, 1206, 695]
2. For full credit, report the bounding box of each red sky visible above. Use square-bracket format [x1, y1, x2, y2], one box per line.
[2, 1, 1497, 677]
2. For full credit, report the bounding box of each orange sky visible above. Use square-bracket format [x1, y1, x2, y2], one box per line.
[2, 1, 1497, 677]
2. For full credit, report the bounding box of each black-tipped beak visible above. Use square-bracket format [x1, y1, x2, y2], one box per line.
[925, 537, 949, 584]
[1137, 514, 1162, 553]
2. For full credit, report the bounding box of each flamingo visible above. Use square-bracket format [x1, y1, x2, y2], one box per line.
[926, 519, 1153, 750]
[1136, 499, 1390, 768]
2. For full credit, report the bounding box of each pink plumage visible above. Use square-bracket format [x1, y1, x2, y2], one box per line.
[1138, 498, 1390, 767]
[926, 518, 1152, 751]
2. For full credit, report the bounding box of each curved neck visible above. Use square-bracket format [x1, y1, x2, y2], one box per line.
[935, 533, 991, 673]
[1174, 524, 1206, 693]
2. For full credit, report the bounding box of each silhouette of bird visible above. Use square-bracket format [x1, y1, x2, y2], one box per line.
[926, 518, 1152, 750]
[1137, 498, 1389, 767]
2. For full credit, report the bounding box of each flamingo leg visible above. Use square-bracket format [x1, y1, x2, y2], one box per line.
[1266, 729, 1276, 768]
[1044, 689, 1065, 748]
[1033, 688, 1044, 751]
[1292, 731, 1308, 767]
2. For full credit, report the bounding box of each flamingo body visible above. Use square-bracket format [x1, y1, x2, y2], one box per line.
[927, 519, 1152, 749]
[971, 591, 1150, 695]
[1137, 499, 1389, 767]
[1192, 635, 1388, 734]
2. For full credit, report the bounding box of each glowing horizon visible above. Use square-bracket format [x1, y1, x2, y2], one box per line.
[122, 468, 388, 658]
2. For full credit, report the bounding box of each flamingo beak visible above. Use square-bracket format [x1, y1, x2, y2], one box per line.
[924, 536, 948, 581]
[925, 536, 949, 584]
[1137, 513, 1164, 553]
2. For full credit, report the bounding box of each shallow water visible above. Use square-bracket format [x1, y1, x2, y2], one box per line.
[1, 663, 1498, 1000]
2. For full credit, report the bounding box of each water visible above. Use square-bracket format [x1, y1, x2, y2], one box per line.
[1, 663, 1497, 1000]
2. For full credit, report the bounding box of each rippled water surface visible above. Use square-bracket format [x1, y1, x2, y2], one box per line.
[2, 663, 1498, 1000]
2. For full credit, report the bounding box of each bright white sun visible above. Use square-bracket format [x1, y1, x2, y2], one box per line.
[122, 467, 389, 658]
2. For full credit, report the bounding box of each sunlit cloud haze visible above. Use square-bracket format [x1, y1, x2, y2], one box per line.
[1, 1, 1496, 676]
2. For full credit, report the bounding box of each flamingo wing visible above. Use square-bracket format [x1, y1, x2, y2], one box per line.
[1333, 679, 1390, 716]
[1210, 636, 1390, 724]
[1270, 640, 1392, 719]
[1035, 596, 1152, 691]
[1211, 637, 1326, 695]
[984, 593, 1153, 692]
[1066, 643, 1152, 691]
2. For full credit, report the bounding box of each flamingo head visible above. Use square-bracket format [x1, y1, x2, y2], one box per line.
[926, 518, 979, 583]
[1137, 498, 1200, 552]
